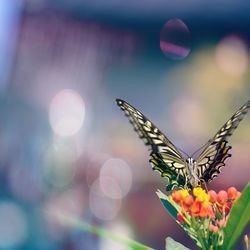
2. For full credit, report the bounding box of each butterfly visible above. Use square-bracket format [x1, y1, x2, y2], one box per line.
[116, 98, 250, 191]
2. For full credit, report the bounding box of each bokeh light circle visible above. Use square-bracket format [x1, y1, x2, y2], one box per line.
[89, 178, 121, 220]
[85, 153, 111, 188]
[171, 96, 207, 140]
[100, 158, 132, 199]
[215, 35, 248, 76]
[160, 19, 191, 60]
[0, 202, 28, 248]
[99, 176, 122, 200]
[43, 138, 78, 188]
[49, 89, 85, 137]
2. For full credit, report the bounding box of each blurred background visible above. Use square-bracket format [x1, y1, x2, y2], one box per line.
[0, 1, 250, 249]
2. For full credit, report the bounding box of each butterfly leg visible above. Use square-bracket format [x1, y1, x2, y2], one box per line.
[184, 175, 188, 189]
[203, 182, 208, 192]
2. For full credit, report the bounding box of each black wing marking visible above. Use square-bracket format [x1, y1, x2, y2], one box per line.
[116, 99, 187, 188]
[150, 153, 188, 191]
[196, 100, 250, 183]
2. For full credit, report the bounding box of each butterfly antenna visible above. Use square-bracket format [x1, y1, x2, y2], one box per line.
[191, 140, 212, 158]
[177, 147, 190, 158]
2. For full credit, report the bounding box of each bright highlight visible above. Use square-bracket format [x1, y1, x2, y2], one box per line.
[215, 35, 248, 76]
[49, 89, 85, 137]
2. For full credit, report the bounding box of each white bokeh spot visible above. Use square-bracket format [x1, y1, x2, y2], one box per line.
[49, 89, 85, 137]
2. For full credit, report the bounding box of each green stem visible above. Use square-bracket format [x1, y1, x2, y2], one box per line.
[193, 218, 207, 250]
[212, 232, 218, 250]
[52, 211, 153, 250]
[197, 229, 208, 250]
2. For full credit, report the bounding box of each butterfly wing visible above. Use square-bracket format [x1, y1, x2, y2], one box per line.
[116, 99, 187, 189]
[196, 100, 250, 183]
[150, 153, 187, 190]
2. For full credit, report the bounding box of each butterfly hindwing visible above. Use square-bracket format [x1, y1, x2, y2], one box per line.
[196, 140, 231, 183]
[150, 153, 187, 190]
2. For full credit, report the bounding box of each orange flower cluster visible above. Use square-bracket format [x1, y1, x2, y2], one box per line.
[170, 186, 240, 227]
[208, 187, 240, 215]
[207, 187, 241, 233]
[164, 186, 241, 249]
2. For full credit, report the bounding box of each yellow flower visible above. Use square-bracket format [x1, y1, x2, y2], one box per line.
[193, 187, 210, 203]
[193, 187, 205, 196]
[179, 189, 189, 199]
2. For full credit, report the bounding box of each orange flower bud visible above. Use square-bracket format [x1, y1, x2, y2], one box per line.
[181, 207, 188, 214]
[171, 191, 182, 203]
[216, 218, 227, 228]
[177, 213, 185, 224]
[199, 206, 208, 218]
[213, 225, 219, 233]
[217, 190, 228, 204]
[208, 190, 217, 203]
[190, 200, 201, 216]
[199, 204, 214, 218]
[208, 224, 219, 233]
[183, 195, 194, 207]
[208, 224, 214, 231]
[207, 204, 215, 218]
[227, 187, 238, 200]
[235, 191, 241, 201]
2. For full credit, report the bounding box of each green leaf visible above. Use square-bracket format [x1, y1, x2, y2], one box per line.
[165, 237, 191, 250]
[156, 190, 200, 248]
[222, 182, 250, 250]
[156, 189, 178, 220]
[50, 211, 153, 250]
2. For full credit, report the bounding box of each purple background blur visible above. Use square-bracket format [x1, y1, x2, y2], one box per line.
[0, 1, 249, 249]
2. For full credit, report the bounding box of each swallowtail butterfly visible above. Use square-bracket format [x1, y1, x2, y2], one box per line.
[116, 99, 250, 190]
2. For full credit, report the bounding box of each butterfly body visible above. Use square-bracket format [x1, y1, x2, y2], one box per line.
[186, 158, 200, 188]
[116, 98, 250, 190]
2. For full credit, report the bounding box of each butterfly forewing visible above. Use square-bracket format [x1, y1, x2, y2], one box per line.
[213, 100, 250, 142]
[116, 99, 187, 188]
[196, 100, 250, 183]
[116, 99, 182, 157]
